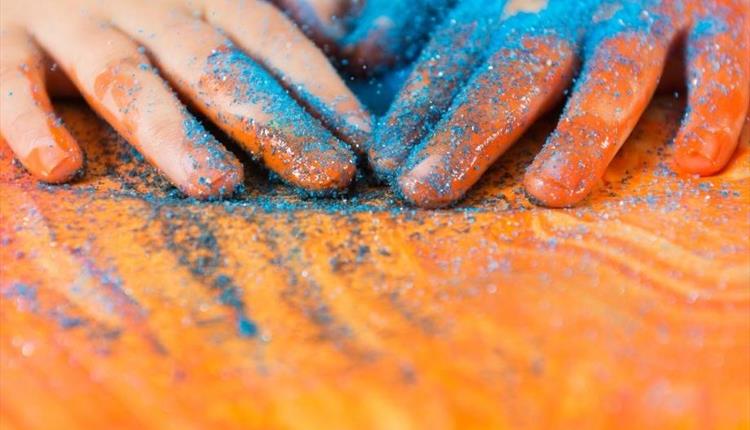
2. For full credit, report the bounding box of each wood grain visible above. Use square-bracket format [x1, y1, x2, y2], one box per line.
[1, 96, 748, 429]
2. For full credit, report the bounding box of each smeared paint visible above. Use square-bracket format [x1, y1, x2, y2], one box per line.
[159, 204, 259, 338]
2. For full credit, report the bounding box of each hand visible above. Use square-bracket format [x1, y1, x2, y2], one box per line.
[369, 0, 750, 208]
[0, 0, 372, 198]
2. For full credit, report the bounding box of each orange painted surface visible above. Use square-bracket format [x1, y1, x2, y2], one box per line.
[1, 97, 749, 429]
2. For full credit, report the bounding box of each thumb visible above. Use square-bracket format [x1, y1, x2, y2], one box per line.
[339, 0, 455, 75]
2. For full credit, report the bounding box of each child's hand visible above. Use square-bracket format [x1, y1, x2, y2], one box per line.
[369, 0, 749, 208]
[0, 0, 372, 198]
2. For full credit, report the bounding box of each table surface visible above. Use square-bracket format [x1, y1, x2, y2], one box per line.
[1, 97, 749, 430]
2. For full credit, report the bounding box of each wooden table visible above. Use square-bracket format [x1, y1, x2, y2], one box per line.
[1, 97, 748, 429]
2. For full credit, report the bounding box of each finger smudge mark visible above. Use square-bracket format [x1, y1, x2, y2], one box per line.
[160, 204, 259, 338]
[2, 197, 166, 354]
[239, 209, 369, 357]
[0, 282, 123, 354]
[74, 251, 168, 355]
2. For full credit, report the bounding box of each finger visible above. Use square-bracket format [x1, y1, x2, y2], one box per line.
[110, 2, 355, 192]
[339, 0, 455, 74]
[0, 27, 83, 183]
[30, 11, 244, 198]
[272, 0, 350, 44]
[524, 28, 673, 208]
[673, 5, 750, 175]
[396, 35, 578, 208]
[368, 0, 506, 181]
[201, 0, 372, 151]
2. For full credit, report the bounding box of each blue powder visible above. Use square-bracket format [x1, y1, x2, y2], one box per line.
[203, 45, 356, 193]
[340, 0, 456, 74]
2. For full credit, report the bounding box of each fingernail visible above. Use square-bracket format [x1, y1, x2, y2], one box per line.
[186, 169, 241, 199]
[523, 172, 576, 208]
[26, 138, 82, 182]
[397, 170, 430, 207]
[692, 131, 721, 162]
[397, 156, 456, 208]
[674, 128, 725, 175]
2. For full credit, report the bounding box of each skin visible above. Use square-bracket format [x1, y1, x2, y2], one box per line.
[0, 0, 373, 198]
[273, 0, 456, 75]
[369, 0, 750, 208]
[336, 0, 455, 74]
[3, 0, 746, 206]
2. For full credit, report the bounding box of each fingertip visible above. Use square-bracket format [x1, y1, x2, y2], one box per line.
[396, 163, 455, 209]
[43, 148, 84, 184]
[304, 150, 356, 191]
[267, 136, 356, 192]
[183, 164, 245, 200]
[396, 171, 437, 209]
[523, 171, 579, 208]
[20, 134, 85, 184]
[331, 156, 357, 190]
[174, 141, 246, 199]
[367, 130, 405, 183]
[673, 128, 735, 176]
